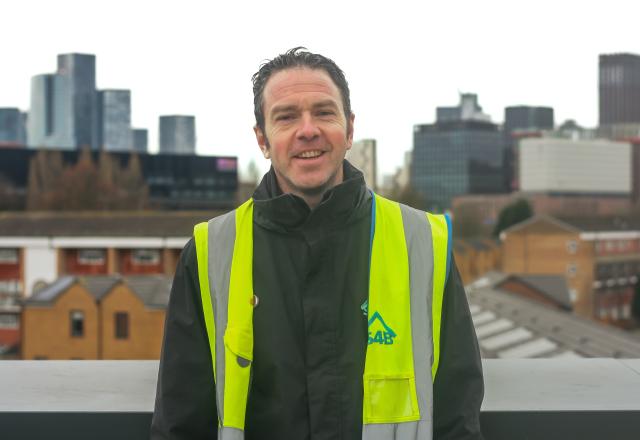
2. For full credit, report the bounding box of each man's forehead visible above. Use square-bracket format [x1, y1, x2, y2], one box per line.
[263, 67, 341, 106]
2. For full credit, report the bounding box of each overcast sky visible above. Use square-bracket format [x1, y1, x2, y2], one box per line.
[2, 0, 639, 180]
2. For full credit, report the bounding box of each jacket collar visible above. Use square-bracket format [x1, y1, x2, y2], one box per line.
[252, 160, 372, 233]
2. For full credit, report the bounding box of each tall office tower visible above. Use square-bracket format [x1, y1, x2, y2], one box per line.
[411, 94, 505, 211]
[503, 106, 555, 190]
[159, 115, 196, 154]
[97, 90, 131, 151]
[27, 73, 74, 149]
[346, 139, 377, 189]
[57, 53, 97, 149]
[504, 106, 554, 135]
[599, 53, 640, 138]
[0, 108, 26, 147]
[131, 128, 148, 153]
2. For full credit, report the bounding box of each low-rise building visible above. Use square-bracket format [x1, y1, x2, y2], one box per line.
[22, 275, 170, 360]
[467, 271, 640, 358]
[453, 239, 501, 285]
[501, 215, 640, 326]
[0, 210, 225, 355]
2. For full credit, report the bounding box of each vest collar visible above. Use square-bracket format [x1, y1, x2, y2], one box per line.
[252, 160, 371, 232]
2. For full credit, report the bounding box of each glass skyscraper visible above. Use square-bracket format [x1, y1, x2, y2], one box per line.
[97, 90, 131, 151]
[27, 73, 74, 149]
[159, 115, 196, 154]
[0, 108, 26, 146]
[57, 53, 97, 149]
[599, 53, 640, 125]
[410, 95, 505, 211]
[132, 129, 148, 153]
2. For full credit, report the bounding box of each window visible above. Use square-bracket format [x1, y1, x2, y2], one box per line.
[0, 314, 19, 329]
[115, 312, 129, 339]
[131, 249, 160, 266]
[0, 248, 18, 263]
[78, 249, 105, 265]
[567, 263, 577, 277]
[568, 289, 577, 303]
[566, 240, 578, 255]
[70, 310, 84, 337]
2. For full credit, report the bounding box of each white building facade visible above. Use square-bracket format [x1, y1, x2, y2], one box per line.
[519, 138, 631, 194]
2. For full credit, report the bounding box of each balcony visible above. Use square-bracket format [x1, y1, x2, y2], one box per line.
[0, 359, 639, 439]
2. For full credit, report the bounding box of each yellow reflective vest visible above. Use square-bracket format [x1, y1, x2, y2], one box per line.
[193, 192, 451, 440]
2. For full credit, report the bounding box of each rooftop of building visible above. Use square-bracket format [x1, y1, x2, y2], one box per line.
[0, 210, 226, 237]
[502, 214, 640, 235]
[467, 271, 640, 358]
[25, 274, 172, 309]
[496, 273, 572, 310]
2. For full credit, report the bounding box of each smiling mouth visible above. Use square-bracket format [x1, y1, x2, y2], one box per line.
[296, 150, 324, 159]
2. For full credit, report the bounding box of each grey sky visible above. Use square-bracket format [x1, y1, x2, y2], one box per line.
[2, 0, 638, 180]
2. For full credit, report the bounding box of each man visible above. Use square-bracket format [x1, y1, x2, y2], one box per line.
[151, 47, 484, 440]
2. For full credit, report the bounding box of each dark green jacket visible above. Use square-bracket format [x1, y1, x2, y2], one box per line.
[151, 162, 484, 439]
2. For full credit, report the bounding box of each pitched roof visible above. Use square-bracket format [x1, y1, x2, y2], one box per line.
[501, 215, 581, 236]
[497, 274, 572, 310]
[501, 214, 640, 236]
[467, 273, 640, 358]
[25, 274, 172, 309]
[556, 215, 640, 232]
[0, 211, 227, 237]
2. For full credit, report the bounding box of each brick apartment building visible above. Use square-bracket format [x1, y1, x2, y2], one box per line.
[0, 210, 225, 355]
[501, 215, 640, 326]
[22, 275, 170, 359]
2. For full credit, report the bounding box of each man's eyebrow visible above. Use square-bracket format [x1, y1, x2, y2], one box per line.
[271, 104, 298, 115]
[312, 100, 339, 109]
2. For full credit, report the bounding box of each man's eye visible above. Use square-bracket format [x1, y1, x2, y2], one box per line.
[318, 110, 335, 116]
[276, 114, 294, 121]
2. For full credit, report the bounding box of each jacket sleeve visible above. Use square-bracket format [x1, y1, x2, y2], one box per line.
[150, 238, 218, 440]
[432, 259, 484, 440]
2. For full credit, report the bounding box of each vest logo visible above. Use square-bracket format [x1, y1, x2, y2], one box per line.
[367, 311, 397, 345]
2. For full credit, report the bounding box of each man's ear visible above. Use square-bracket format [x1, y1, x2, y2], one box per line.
[254, 125, 270, 159]
[346, 112, 355, 150]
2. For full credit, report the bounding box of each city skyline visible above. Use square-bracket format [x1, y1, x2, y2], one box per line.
[2, 0, 639, 177]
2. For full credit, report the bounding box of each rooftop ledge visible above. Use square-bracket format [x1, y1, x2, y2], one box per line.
[1, 359, 639, 439]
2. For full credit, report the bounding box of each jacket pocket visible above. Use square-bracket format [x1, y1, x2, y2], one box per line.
[224, 326, 253, 366]
[363, 373, 420, 423]
[221, 327, 253, 430]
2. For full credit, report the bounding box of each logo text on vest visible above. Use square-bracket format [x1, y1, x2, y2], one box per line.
[367, 311, 396, 345]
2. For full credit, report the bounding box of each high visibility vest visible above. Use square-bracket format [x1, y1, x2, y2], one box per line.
[193, 193, 451, 440]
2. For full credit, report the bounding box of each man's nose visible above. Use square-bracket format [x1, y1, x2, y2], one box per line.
[296, 113, 320, 141]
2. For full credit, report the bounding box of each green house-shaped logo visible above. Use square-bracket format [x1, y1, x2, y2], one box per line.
[367, 311, 397, 345]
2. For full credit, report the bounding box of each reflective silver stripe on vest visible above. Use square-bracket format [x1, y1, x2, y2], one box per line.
[363, 204, 434, 440]
[207, 211, 237, 430]
[218, 427, 244, 440]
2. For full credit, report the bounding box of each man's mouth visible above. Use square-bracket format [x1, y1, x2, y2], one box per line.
[295, 150, 324, 159]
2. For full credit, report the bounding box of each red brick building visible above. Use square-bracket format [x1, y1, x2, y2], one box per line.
[0, 210, 225, 355]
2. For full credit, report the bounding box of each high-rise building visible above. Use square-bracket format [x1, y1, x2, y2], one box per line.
[132, 128, 148, 153]
[97, 90, 131, 151]
[346, 139, 377, 189]
[57, 53, 97, 149]
[599, 53, 640, 137]
[27, 73, 74, 149]
[504, 106, 554, 135]
[159, 115, 196, 154]
[411, 94, 504, 211]
[0, 108, 26, 147]
[503, 106, 555, 190]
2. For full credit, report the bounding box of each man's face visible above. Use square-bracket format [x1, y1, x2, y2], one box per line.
[254, 67, 354, 199]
